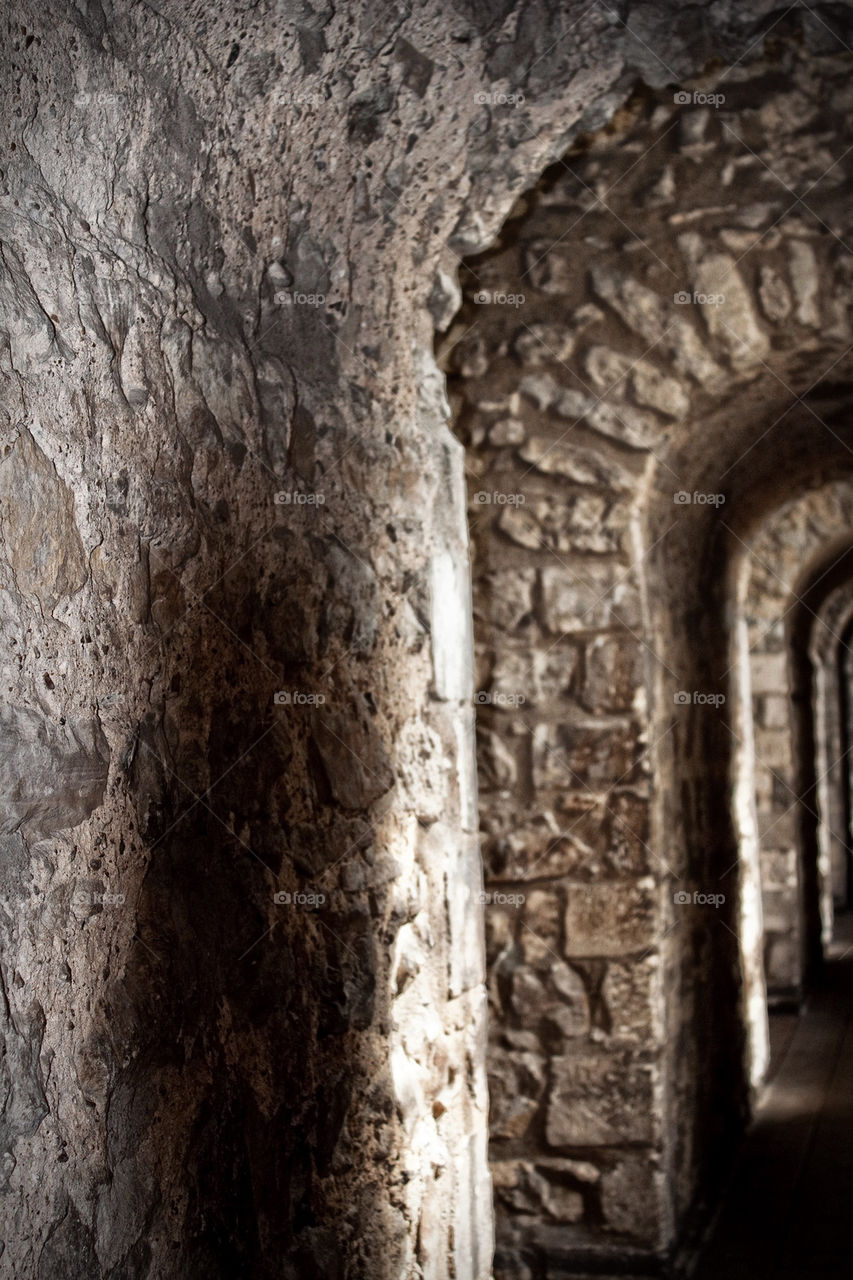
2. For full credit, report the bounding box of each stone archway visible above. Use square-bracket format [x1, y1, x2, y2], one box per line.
[442, 23, 853, 1275]
[738, 484, 853, 999]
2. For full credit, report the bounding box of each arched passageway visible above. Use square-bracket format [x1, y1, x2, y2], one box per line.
[441, 20, 853, 1276]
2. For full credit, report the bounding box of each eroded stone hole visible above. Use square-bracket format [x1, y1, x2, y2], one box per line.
[439, 29, 853, 1278]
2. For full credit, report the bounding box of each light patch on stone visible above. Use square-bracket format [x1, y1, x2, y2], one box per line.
[0, 427, 87, 610]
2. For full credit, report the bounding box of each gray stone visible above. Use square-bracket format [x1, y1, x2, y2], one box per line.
[546, 1054, 657, 1146]
[0, 704, 109, 838]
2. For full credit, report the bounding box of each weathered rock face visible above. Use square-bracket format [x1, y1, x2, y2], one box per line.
[3, 2, 853, 1278]
[443, 21, 853, 1276]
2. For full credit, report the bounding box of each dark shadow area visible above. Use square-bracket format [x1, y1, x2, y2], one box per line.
[687, 912, 853, 1280]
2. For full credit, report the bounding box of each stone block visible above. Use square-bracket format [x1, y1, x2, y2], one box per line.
[546, 1053, 657, 1146]
[564, 881, 657, 957]
[600, 1154, 664, 1243]
[490, 644, 578, 709]
[605, 790, 653, 877]
[476, 568, 537, 631]
[0, 427, 87, 610]
[677, 245, 770, 368]
[540, 563, 642, 633]
[758, 265, 792, 322]
[477, 727, 519, 790]
[759, 693, 789, 728]
[511, 322, 577, 366]
[753, 727, 791, 771]
[488, 1047, 546, 1140]
[581, 634, 645, 714]
[489, 417, 526, 446]
[508, 961, 590, 1040]
[749, 649, 788, 693]
[498, 495, 626, 555]
[517, 434, 634, 491]
[789, 239, 821, 327]
[532, 718, 636, 790]
[483, 806, 604, 882]
[491, 1159, 586, 1222]
[589, 264, 723, 388]
[630, 362, 689, 419]
[522, 888, 563, 954]
[601, 957, 662, 1046]
[0, 704, 109, 839]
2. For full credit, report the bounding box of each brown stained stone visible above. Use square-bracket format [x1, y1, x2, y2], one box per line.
[564, 881, 657, 958]
[491, 1160, 586, 1222]
[532, 719, 637, 791]
[0, 427, 87, 609]
[601, 958, 662, 1046]
[605, 790, 653, 877]
[581, 634, 645, 714]
[310, 703, 395, 809]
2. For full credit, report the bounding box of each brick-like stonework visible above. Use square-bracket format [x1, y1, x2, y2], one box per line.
[442, 32, 853, 1275]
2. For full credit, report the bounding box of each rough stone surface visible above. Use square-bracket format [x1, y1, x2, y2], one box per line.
[4, 3, 853, 1279]
[444, 19, 853, 1275]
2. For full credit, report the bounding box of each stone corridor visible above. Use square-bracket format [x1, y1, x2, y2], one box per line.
[2, 2, 853, 1278]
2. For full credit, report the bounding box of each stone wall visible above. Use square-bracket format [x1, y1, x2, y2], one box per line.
[4, 3, 853, 1278]
[442, 26, 853, 1275]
